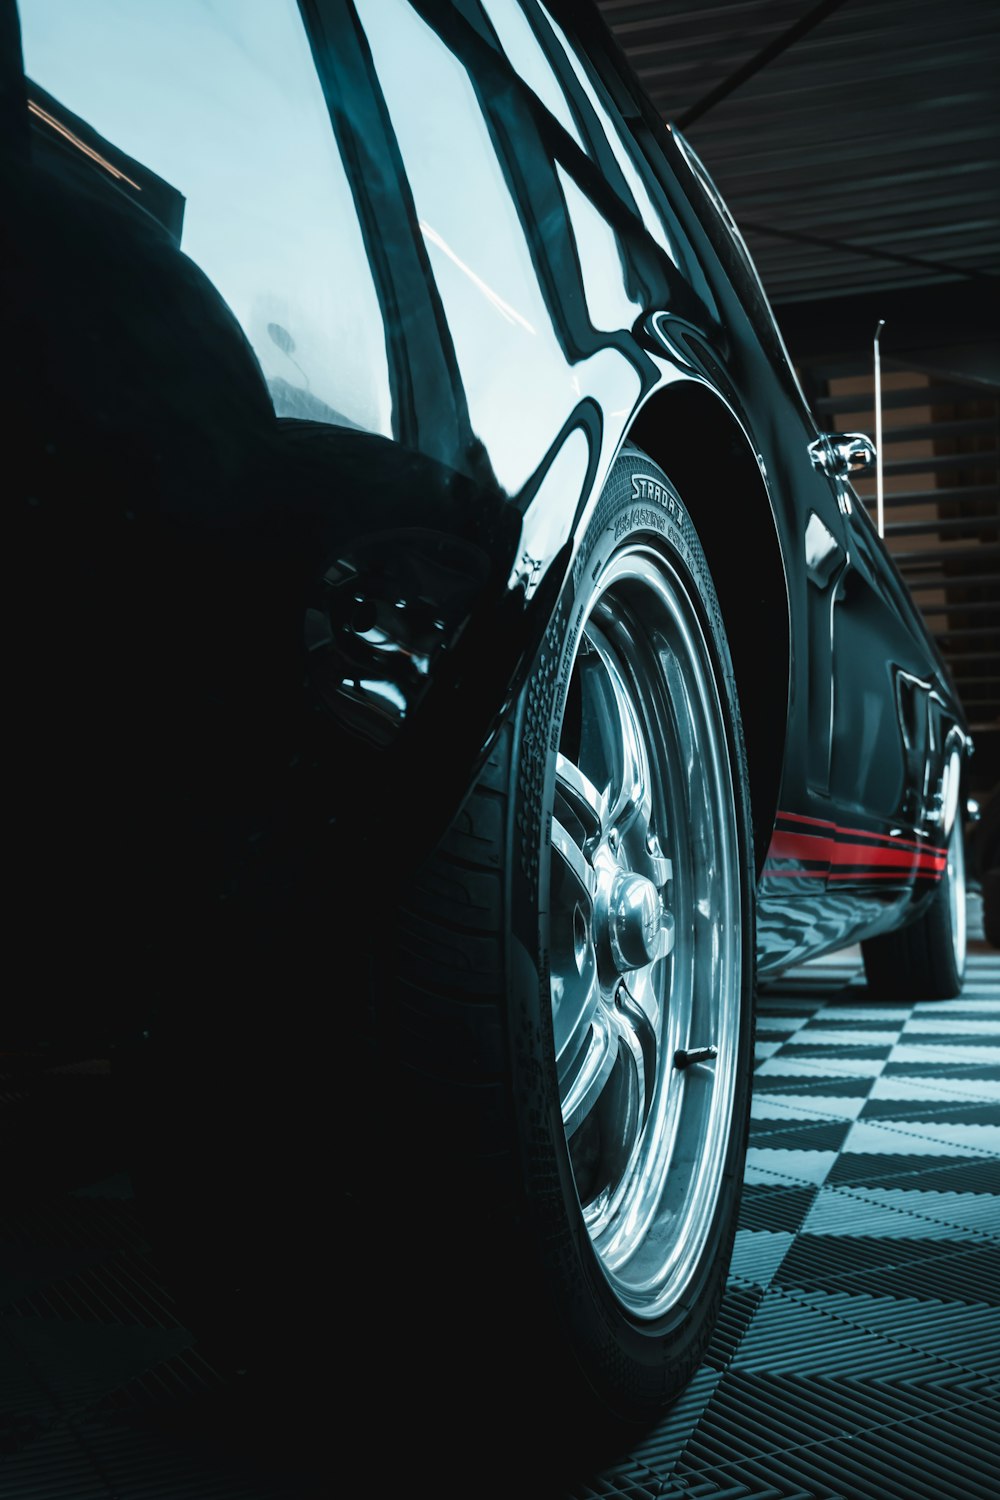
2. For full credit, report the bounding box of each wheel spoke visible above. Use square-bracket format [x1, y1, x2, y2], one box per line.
[565, 992, 660, 1219]
[551, 812, 597, 905]
[550, 812, 602, 1069]
[555, 753, 604, 847]
[623, 965, 663, 1036]
[574, 639, 650, 846]
[560, 1004, 620, 1136]
[642, 829, 673, 890]
[563, 999, 644, 1130]
[615, 982, 656, 1120]
[603, 666, 650, 842]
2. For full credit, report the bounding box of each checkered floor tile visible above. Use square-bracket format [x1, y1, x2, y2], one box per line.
[1, 899, 997, 1500]
[577, 898, 999, 1500]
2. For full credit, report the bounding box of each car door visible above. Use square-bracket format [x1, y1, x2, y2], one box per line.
[825, 457, 948, 839]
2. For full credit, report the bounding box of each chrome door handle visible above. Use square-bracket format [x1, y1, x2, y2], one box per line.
[807, 432, 877, 478]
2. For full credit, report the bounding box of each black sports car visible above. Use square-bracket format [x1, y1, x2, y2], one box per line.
[4, 0, 972, 1474]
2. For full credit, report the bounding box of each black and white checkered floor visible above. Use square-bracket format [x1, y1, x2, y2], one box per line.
[2, 899, 997, 1500]
[574, 894, 1000, 1500]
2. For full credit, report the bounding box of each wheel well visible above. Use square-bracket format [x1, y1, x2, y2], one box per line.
[627, 384, 789, 880]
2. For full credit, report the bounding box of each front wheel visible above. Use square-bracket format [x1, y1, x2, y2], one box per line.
[372, 444, 755, 1462]
[862, 783, 968, 1000]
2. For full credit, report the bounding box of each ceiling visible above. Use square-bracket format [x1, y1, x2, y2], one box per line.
[595, 0, 1000, 381]
[597, 0, 1000, 787]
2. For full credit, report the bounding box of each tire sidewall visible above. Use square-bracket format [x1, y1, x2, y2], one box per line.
[506, 447, 756, 1418]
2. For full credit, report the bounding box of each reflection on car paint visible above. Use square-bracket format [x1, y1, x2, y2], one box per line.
[12, 0, 971, 988]
[20, 0, 395, 437]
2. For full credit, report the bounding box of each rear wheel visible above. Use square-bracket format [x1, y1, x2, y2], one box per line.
[371, 444, 755, 1462]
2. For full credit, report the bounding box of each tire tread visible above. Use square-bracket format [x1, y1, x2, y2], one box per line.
[862, 882, 962, 1000]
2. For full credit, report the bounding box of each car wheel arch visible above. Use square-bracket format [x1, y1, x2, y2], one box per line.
[626, 381, 789, 880]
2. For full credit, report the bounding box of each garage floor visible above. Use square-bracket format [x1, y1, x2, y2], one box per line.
[2, 899, 997, 1500]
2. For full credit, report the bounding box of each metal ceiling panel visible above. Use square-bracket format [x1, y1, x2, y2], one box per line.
[597, 0, 1000, 781]
[597, 0, 1000, 303]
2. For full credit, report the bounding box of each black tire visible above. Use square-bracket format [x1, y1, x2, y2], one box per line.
[366, 443, 756, 1475]
[971, 783, 1000, 950]
[861, 798, 968, 1000]
[984, 869, 1000, 950]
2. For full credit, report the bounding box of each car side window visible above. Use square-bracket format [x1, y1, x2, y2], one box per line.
[17, 0, 393, 437]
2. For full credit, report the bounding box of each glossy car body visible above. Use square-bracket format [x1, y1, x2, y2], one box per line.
[7, 0, 969, 973]
[4, 0, 972, 1462]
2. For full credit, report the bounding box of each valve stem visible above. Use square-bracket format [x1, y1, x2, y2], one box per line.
[674, 1045, 718, 1069]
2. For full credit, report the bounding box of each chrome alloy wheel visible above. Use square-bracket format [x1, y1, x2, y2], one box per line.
[940, 742, 968, 977]
[549, 545, 743, 1321]
[947, 799, 967, 976]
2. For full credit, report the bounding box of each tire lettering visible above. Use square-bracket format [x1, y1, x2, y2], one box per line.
[615, 505, 667, 541]
[615, 474, 681, 542]
[630, 473, 678, 517]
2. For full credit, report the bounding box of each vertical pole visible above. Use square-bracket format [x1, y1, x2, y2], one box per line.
[874, 319, 885, 538]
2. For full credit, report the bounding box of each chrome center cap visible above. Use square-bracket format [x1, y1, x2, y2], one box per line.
[609, 873, 663, 971]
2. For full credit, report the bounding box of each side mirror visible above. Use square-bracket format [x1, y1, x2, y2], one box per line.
[807, 432, 877, 477]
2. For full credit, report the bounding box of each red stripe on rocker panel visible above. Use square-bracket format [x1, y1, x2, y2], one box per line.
[765, 811, 948, 883]
[831, 844, 946, 875]
[774, 811, 836, 830]
[775, 809, 946, 859]
[767, 829, 834, 864]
